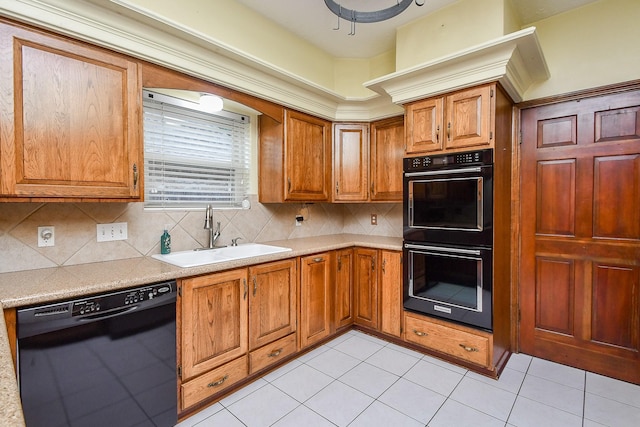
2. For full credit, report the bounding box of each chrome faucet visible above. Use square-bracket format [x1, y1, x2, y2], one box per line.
[203, 204, 221, 249]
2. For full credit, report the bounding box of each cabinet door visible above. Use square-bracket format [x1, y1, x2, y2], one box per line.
[405, 97, 444, 154]
[333, 123, 368, 201]
[179, 269, 248, 380]
[0, 21, 142, 199]
[334, 248, 354, 330]
[299, 253, 332, 349]
[379, 251, 402, 337]
[370, 117, 404, 201]
[248, 259, 297, 350]
[444, 85, 493, 150]
[354, 248, 378, 329]
[284, 110, 331, 201]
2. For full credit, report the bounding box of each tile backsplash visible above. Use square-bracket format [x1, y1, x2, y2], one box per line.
[0, 195, 402, 273]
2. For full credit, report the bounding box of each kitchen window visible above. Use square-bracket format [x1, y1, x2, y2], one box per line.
[142, 90, 251, 209]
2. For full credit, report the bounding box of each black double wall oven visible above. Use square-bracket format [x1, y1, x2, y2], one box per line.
[403, 149, 493, 331]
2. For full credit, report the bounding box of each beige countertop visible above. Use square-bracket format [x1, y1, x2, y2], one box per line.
[0, 234, 402, 426]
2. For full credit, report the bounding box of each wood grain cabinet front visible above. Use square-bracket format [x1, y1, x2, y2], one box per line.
[180, 356, 248, 410]
[0, 19, 142, 200]
[405, 84, 494, 155]
[299, 253, 332, 349]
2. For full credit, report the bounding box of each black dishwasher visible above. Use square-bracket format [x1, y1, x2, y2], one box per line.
[17, 281, 177, 427]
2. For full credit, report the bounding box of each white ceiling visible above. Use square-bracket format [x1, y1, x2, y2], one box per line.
[234, 0, 600, 58]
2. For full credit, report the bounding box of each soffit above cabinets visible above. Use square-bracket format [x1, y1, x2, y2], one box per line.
[365, 27, 550, 104]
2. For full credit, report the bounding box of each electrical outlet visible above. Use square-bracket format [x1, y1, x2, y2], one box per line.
[371, 214, 377, 225]
[38, 226, 55, 247]
[97, 222, 128, 242]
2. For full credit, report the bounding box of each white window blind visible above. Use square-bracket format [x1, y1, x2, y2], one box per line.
[143, 90, 250, 209]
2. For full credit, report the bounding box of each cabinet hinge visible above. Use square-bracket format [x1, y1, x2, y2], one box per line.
[177, 365, 182, 379]
[178, 285, 182, 297]
[519, 130, 523, 145]
[337, 256, 342, 271]
[518, 308, 521, 322]
[490, 88, 494, 97]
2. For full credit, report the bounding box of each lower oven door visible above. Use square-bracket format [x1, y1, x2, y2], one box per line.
[403, 242, 492, 331]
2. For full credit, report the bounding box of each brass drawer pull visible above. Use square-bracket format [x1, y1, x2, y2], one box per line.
[412, 329, 428, 337]
[207, 375, 229, 388]
[459, 344, 479, 353]
[268, 348, 283, 358]
[313, 257, 324, 263]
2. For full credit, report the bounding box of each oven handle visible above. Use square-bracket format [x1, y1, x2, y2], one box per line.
[404, 166, 482, 178]
[404, 243, 481, 256]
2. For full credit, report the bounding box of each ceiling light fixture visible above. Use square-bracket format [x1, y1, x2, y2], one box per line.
[325, 0, 425, 35]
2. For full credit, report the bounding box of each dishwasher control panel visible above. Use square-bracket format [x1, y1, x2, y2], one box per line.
[72, 282, 174, 316]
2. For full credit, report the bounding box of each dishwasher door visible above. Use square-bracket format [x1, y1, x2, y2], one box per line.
[17, 282, 177, 427]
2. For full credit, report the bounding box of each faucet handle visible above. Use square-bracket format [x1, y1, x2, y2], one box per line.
[231, 237, 242, 246]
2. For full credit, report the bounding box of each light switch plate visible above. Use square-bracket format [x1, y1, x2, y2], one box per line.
[97, 222, 128, 242]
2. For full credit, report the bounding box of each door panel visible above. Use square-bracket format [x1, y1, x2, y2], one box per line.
[520, 89, 640, 384]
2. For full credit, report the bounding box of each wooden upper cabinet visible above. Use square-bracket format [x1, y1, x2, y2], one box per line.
[370, 116, 404, 201]
[284, 110, 331, 202]
[299, 252, 332, 349]
[333, 123, 368, 201]
[0, 19, 142, 199]
[405, 83, 494, 155]
[179, 269, 248, 381]
[248, 259, 297, 351]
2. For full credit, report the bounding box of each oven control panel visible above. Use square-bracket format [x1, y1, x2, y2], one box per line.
[404, 148, 492, 171]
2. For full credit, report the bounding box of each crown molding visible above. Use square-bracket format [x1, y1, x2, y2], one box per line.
[365, 27, 550, 104]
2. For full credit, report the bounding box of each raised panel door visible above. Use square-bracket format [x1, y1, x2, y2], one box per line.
[379, 250, 402, 337]
[299, 253, 332, 349]
[334, 248, 354, 330]
[405, 97, 443, 154]
[444, 85, 493, 150]
[370, 116, 404, 201]
[0, 20, 141, 199]
[284, 110, 331, 201]
[248, 259, 297, 350]
[520, 89, 640, 384]
[179, 269, 248, 381]
[354, 248, 378, 329]
[333, 123, 368, 201]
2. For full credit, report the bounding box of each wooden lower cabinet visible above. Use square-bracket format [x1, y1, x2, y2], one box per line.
[353, 248, 378, 329]
[378, 250, 402, 337]
[180, 356, 248, 410]
[334, 248, 354, 330]
[299, 252, 332, 349]
[404, 311, 492, 368]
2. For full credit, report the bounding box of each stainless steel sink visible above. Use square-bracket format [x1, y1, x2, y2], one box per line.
[152, 243, 292, 268]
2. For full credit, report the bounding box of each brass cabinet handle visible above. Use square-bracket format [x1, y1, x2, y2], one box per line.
[243, 278, 247, 300]
[337, 255, 342, 271]
[268, 348, 283, 358]
[132, 163, 138, 190]
[371, 258, 375, 271]
[459, 344, 479, 353]
[253, 276, 257, 296]
[336, 181, 339, 194]
[313, 257, 324, 263]
[382, 259, 386, 274]
[207, 375, 228, 388]
[447, 122, 451, 140]
[287, 177, 291, 192]
[436, 124, 440, 142]
[413, 329, 428, 337]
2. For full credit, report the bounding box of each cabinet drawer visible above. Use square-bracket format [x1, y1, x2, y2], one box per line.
[404, 313, 490, 367]
[181, 356, 248, 410]
[249, 333, 297, 374]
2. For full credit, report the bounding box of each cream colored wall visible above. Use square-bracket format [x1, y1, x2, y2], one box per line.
[123, 0, 337, 92]
[395, 0, 508, 70]
[523, 0, 640, 100]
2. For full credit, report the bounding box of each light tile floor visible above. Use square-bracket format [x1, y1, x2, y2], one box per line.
[176, 330, 640, 427]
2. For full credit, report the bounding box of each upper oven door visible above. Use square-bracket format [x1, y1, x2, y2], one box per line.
[404, 165, 493, 246]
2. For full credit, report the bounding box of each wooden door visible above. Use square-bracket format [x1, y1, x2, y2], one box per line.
[405, 97, 444, 154]
[0, 20, 142, 199]
[333, 123, 368, 201]
[520, 89, 640, 384]
[334, 248, 354, 330]
[284, 110, 331, 201]
[370, 116, 404, 201]
[444, 85, 493, 150]
[248, 259, 297, 350]
[354, 248, 378, 329]
[179, 269, 248, 380]
[379, 250, 402, 337]
[299, 253, 332, 349]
